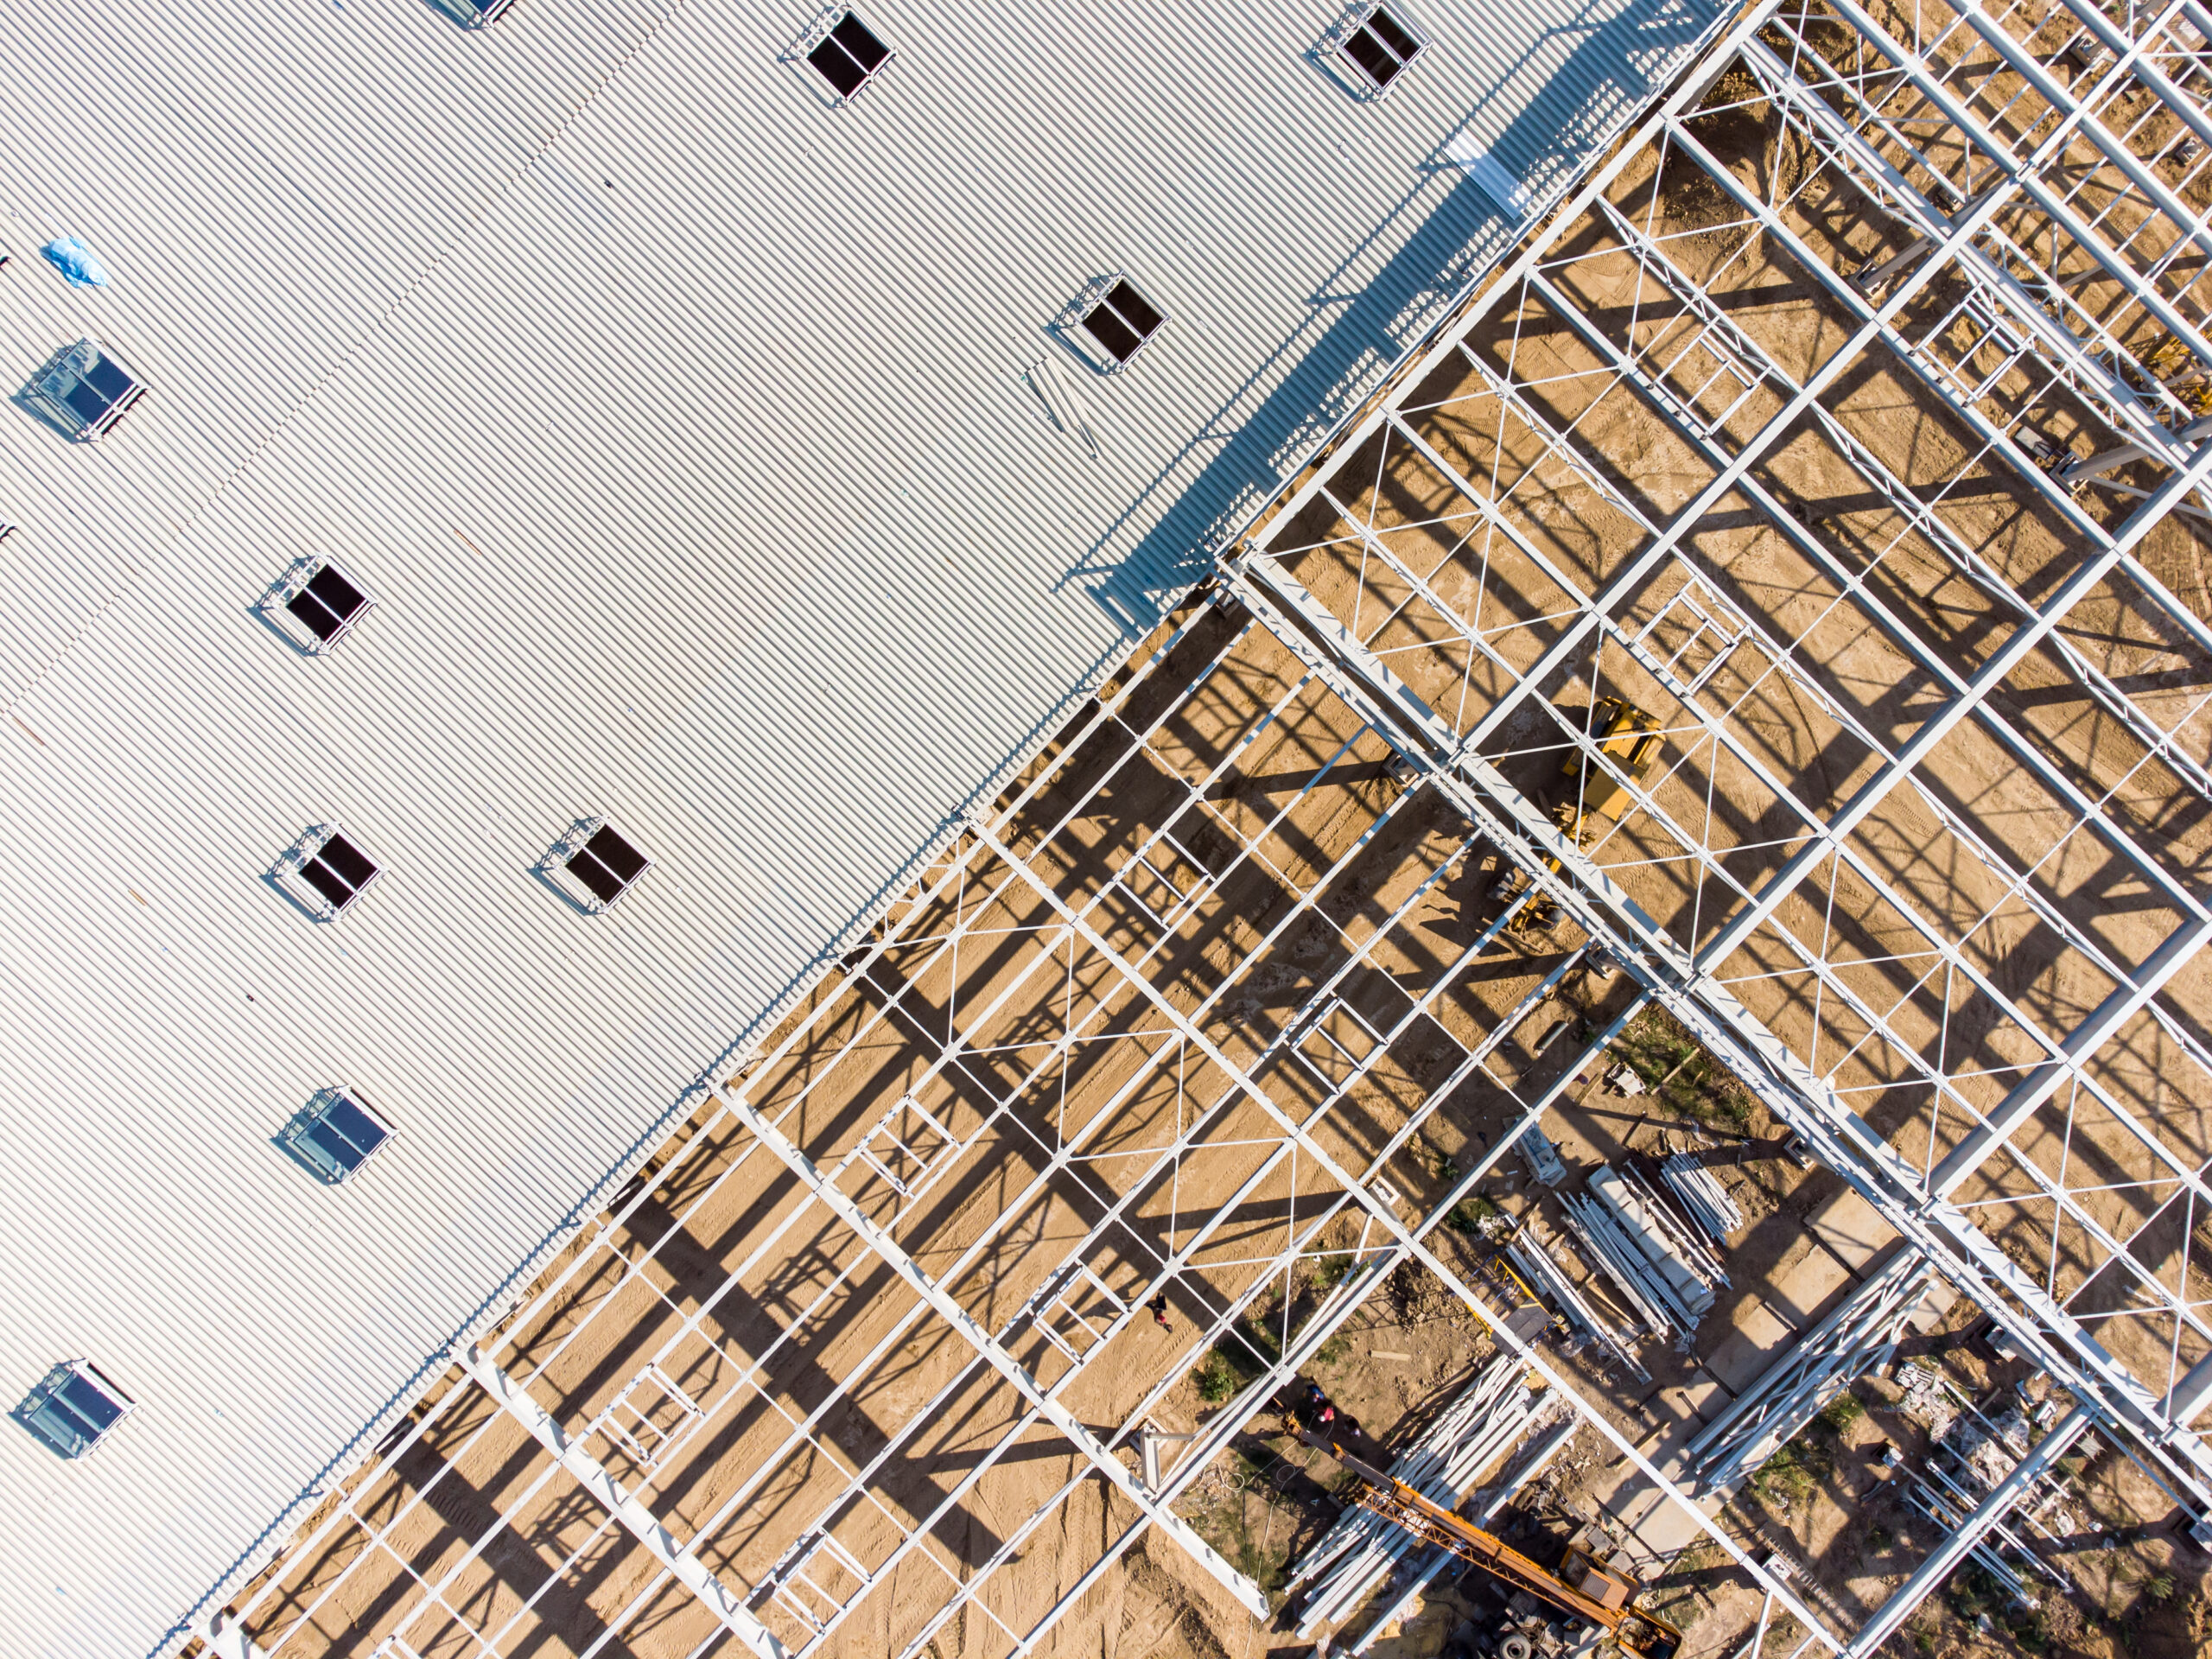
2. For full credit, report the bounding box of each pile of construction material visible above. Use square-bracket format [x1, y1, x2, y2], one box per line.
[1659, 1150, 1742, 1243]
[1559, 1166, 1723, 1348]
[1504, 1219, 1649, 1382]
[1350, 1414, 1579, 1655]
[1287, 1352, 1560, 1643]
[1686, 1252, 1935, 1489]
[1897, 1375, 2078, 1599]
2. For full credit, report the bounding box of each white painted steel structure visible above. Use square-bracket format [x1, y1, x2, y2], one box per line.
[1214, 0, 2212, 1641]
[0, 1, 1732, 1656]
[29, 0, 2212, 1655]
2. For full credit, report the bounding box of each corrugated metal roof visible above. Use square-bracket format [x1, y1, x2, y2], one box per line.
[0, 2, 1725, 1653]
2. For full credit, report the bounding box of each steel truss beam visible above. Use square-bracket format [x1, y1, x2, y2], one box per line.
[715, 1085, 1273, 1618]
[1731, 23, 2212, 667]
[1198, 0, 2212, 1530]
[1490, 190, 2212, 1324]
[1650, 106, 2212, 1076]
[1220, 550, 2212, 1515]
[458, 1345, 790, 1659]
[698, 657, 1738, 1657]
[1738, 3, 2212, 652]
[952, 842, 1840, 1655]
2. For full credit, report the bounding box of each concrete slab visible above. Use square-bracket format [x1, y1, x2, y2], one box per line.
[1758, 1229, 1855, 1331]
[1803, 1186, 1897, 1274]
[1592, 1377, 1729, 1571]
[1705, 1300, 1802, 1395]
[1908, 1271, 1960, 1334]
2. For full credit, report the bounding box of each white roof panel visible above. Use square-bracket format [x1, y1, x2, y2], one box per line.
[0, 2, 1723, 1653]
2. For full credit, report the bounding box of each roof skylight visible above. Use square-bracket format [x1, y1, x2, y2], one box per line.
[276, 827, 382, 919]
[270, 559, 374, 653]
[1338, 5, 1428, 96]
[16, 1361, 134, 1459]
[35, 339, 147, 442]
[283, 1090, 393, 1184]
[1079, 279, 1167, 371]
[550, 819, 652, 911]
[806, 10, 892, 101]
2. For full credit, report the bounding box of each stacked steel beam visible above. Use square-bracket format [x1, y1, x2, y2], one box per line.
[1287, 1352, 1558, 1638]
[1618, 1164, 1729, 1288]
[1504, 1221, 1650, 1383]
[1660, 1151, 1743, 1243]
[1560, 1192, 1687, 1339]
[1557, 1168, 1720, 1348]
[1685, 1252, 1934, 1489]
[1349, 1415, 1579, 1653]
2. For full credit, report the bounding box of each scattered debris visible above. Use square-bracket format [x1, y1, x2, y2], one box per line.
[1520, 1127, 1569, 1186]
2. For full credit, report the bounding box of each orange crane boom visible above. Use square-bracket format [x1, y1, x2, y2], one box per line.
[1294, 1428, 1681, 1659]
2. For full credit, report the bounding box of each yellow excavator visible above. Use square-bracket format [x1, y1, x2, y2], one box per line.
[1294, 1427, 1683, 1659]
[1560, 696, 1663, 834]
[1492, 697, 1665, 939]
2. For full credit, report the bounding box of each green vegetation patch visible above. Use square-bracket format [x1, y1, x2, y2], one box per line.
[1749, 1433, 1834, 1510]
[1946, 1564, 2050, 1650]
[1608, 1008, 1755, 1132]
[1815, 1390, 1865, 1434]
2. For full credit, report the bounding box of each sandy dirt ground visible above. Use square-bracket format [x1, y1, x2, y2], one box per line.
[202, 6, 2212, 1659]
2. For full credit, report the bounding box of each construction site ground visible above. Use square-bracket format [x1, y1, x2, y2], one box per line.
[202, 6, 2212, 1659]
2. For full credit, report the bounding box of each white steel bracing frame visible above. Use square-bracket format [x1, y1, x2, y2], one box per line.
[205, 549, 1846, 1659]
[458, 1346, 790, 1659]
[210, 588, 1824, 1659]
[715, 1087, 1272, 1618]
[1192, 0, 2212, 1637]
[200, 8, 2212, 1658]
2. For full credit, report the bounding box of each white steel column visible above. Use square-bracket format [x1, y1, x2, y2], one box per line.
[715, 1085, 1273, 1620]
[457, 1344, 791, 1659]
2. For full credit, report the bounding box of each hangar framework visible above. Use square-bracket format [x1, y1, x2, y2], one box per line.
[195, 1, 2212, 1654]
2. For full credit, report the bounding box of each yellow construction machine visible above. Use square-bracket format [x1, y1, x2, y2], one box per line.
[1294, 1427, 1683, 1659]
[1560, 696, 1663, 837]
[1491, 697, 1664, 939]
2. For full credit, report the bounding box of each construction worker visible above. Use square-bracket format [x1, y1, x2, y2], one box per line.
[1294, 1379, 1338, 1431]
[1149, 1294, 1172, 1332]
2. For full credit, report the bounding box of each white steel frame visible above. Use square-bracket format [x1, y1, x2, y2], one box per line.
[1217, 0, 2212, 1629]
[198, 571, 1827, 1657]
[194, 3, 2212, 1655]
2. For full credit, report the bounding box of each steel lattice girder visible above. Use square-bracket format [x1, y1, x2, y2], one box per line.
[1497, 180, 2212, 1328]
[1209, 0, 2212, 1520]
